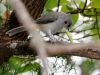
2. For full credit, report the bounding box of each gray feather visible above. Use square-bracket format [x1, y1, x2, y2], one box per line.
[6, 26, 26, 36]
[35, 12, 58, 24]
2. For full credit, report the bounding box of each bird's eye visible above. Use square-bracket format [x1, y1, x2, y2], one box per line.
[64, 21, 67, 24]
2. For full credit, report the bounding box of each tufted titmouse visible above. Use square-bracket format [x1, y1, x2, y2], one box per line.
[6, 12, 72, 42]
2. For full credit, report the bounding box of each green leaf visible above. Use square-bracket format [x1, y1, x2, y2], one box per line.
[70, 14, 79, 28]
[0, 68, 2, 75]
[79, 1, 85, 9]
[97, 20, 100, 27]
[60, 0, 70, 6]
[61, 5, 68, 12]
[89, 0, 100, 8]
[42, 8, 53, 15]
[45, 0, 57, 9]
[61, 5, 74, 12]
[70, 61, 75, 70]
[45, 0, 70, 9]
[96, 8, 100, 13]
[83, 8, 95, 16]
[91, 29, 98, 34]
[91, 35, 99, 41]
[9, 57, 23, 70]
[81, 59, 96, 75]
[73, 0, 83, 4]
[3, 72, 12, 75]
[23, 62, 40, 74]
[66, 5, 74, 11]
[0, 16, 4, 24]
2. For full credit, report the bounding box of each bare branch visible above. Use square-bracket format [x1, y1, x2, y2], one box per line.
[47, 42, 100, 59]
[81, 0, 87, 13]
[56, 0, 60, 12]
[67, 8, 100, 17]
[1, 41, 100, 65]
[72, 0, 78, 9]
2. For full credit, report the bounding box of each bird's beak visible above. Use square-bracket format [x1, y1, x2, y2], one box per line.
[65, 26, 69, 30]
[67, 27, 69, 30]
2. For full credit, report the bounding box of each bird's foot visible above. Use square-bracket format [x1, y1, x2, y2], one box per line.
[49, 37, 63, 43]
[48, 35, 64, 43]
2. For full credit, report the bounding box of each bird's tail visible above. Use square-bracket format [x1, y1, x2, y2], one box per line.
[6, 26, 26, 36]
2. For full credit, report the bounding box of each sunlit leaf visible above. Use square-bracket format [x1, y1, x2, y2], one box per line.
[91, 35, 99, 41]
[3, 72, 12, 75]
[9, 57, 23, 70]
[61, 5, 69, 12]
[89, 0, 100, 8]
[70, 14, 79, 28]
[79, 1, 85, 9]
[66, 5, 74, 11]
[60, 0, 70, 5]
[23, 62, 40, 74]
[45, 0, 57, 9]
[84, 9, 95, 16]
[42, 8, 53, 15]
[81, 59, 96, 75]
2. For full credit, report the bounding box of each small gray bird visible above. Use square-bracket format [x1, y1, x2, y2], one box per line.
[6, 12, 72, 42]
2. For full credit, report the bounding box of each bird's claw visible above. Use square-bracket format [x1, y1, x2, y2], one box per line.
[49, 37, 63, 43]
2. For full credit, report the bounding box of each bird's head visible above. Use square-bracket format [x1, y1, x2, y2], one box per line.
[59, 13, 72, 30]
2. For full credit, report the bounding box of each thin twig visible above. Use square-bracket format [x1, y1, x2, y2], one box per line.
[71, 28, 100, 33]
[81, 0, 87, 13]
[67, 8, 100, 17]
[56, 0, 60, 12]
[95, 9, 100, 39]
[72, 0, 78, 9]
[72, 34, 98, 40]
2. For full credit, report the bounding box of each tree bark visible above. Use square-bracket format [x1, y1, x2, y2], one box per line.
[0, 0, 47, 65]
[1, 41, 100, 65]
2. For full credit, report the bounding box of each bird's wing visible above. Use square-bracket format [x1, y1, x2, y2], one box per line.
[35, 12, 58, 24]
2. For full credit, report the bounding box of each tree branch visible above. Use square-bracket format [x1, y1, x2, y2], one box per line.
[1, 41, 100, 65]
[81, 0, 87, 13]
[56, 0, 60, 12]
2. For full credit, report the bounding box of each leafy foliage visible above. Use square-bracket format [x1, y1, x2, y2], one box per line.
[89, 0, 100, 8]
[1, 57, 41, 75]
